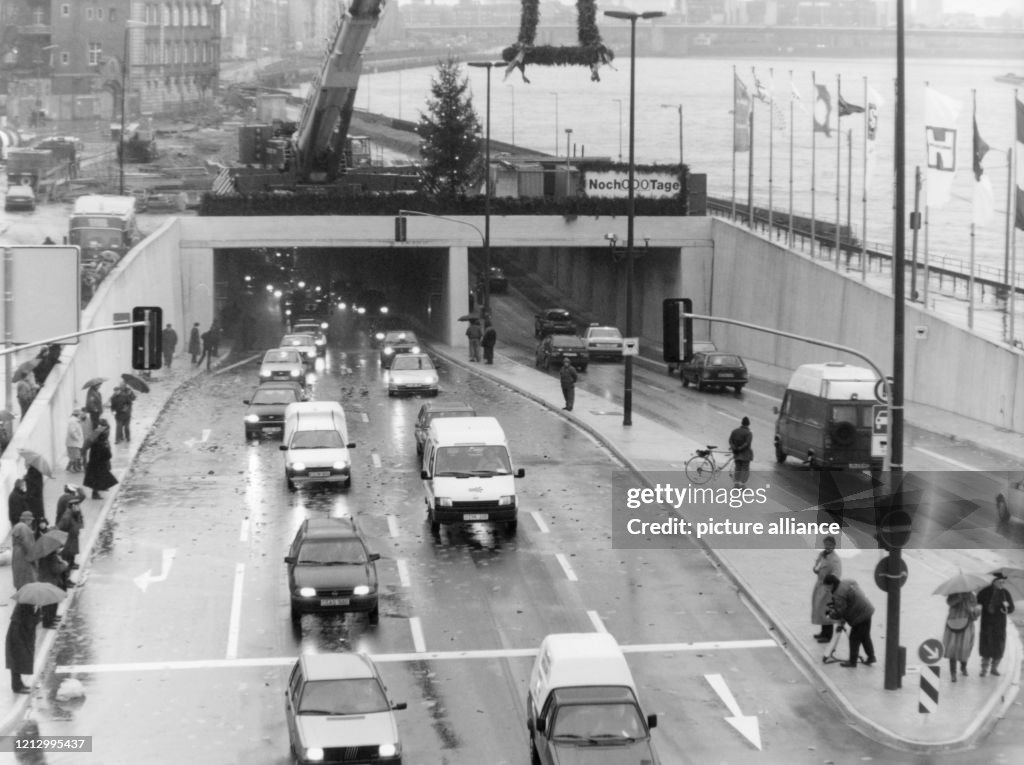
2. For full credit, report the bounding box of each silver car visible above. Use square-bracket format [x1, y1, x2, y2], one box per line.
[259, 348, 306, 385]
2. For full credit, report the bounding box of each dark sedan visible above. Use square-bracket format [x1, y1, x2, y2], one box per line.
[534, 308, 576, 338]
[243, 381, 305, 440]
[681, 352, 748, 393]
[536, 334, 589, 372]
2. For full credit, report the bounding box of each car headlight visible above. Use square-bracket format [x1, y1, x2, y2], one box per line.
[427, 375, 438, 385]
[498, 495, 514, 506]
[353, 585, 370, 596]
[379, 743, 399, 758]
[380, 306, 389, 314]
[331, 460, 349, 470]
[383, 346, 394, 355]
[411, 345, 420, 353]
[315, 338, 325, 346]
[357, 307, 366, 315]
[320, 322, 328, 329]
[259, 370, 271, 377]
[304, 747, 324, 762]
[375, 331, 385, 341]
[244, 414, 260, 423]
[437, 497, 452, 507]
[290, 462, 307, 472]
[298, 587, 317, 598]
[289, 369, 301, 377]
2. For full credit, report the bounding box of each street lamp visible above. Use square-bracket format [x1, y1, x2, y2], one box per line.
[119, 19, 146, 196]
[660, 103, 683, 167]
[604, 9, 665, 427]
[564, 128, 573, 169]
[468, 61, 503, 319]
[613, 98, 623, 162]
[548, 91, 559, 156]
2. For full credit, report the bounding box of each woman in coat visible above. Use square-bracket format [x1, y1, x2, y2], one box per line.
[57, 496, 85, 570]
[83, 421, 118, 500]
[977, 574, 1016, 677]
[811, 535, 842, 642]
[6, 603, 39, 693]
[942, 591, 979, 682]
[24, 465, 45, 526]
[10, 512, 37, 590]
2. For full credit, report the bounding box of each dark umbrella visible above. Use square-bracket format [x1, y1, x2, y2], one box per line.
[121, 372, 150, 393]
[30, 529, 68, 561]
[11, 582, 67, 607]
[458, 312, 483, 322]
[82, 377, 107, 390]
[19, 449, 54, 478]
[11, 358, 40, 382]
[0, 409, 15, 423]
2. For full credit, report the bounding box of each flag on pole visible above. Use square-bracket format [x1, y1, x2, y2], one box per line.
[972, 115, 994, 226]
[865, 85, 884, 193]
[753, 69, 772, 104]
[1016, 95, 1024, 231]
[734, 74, 751, 152]
[838, 94, 865, 117]
[791, 79, 809, 116]
[925, 86, 962, 208]
[814, 84, 832, 137]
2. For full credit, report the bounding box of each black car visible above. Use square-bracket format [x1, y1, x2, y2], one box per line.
[284, 517, 380, 625]
[534, 308, 576, 338]
[379, 330, 420, 368]
[680, 352, 748, 393]
[487, 266, 508, 293]
[536, 334, 589, 372]
[243, 381, 305, 440]
[414, 400, 477, 454]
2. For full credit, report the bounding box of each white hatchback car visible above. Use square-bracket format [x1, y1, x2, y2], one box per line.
[582, 324, 624, 360]
[259, 348, 306, 385]
[387, 353, 439, 397]
[280, 333, 318, 365]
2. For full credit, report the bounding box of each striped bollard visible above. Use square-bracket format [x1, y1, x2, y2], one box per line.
[919, 665, 940, 714]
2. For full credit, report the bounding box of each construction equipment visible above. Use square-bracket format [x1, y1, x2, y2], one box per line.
[5, 143, 77, 201]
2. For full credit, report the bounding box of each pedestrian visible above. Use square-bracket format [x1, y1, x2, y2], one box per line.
[23, 465, 45, 529]
[54, 484, 85, 528]
[728, 416, 754, 488]
[559, 357, 578, 411]
[7, 478, 30, 529]
[209, 320, 221, 356]
[84, 381, 104, 428]
[16, 374, 38, 418]
[66, 410, 85, 472]
[83, 420, 117, 500]
[482, 321, 497, 364]
[189, 322, 201, 364]
[56, 492, 85, 571]
[197, 325, 216, 370]
[79, 411, 95, 470]
[36, 545, 68, 629]
[466, 320, 483, 362]
[6, 601, 39, 693]
[109, 383, 137, 443]
[10, 511, 38, 591]
[32, 344, 61, 388]
[0, 419, 9, 456]
[823, 574, 877, 668]
[942, 590, 980, 682]
[161, 323, 178, 369]
[812, 535, 842, 643]
[977, 573, 1015, 677]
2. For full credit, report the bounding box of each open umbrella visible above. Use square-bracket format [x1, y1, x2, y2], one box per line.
[30, 529, 68, 561]
[988, 568, 1024, 600]
[0, 409, 15, 423]
[933, 571, 990, 596]
[82, 377, 106, 390]
[458, 312, 482, 322]
[11, 582, 67, 607]
[121, 372, 150, 394]
[19, 449, 54, 478]
[11, 358, 40, 382]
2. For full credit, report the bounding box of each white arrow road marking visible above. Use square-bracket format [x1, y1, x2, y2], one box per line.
[184, 429, 213, 448]
[133, 549, 177, 592]
[705, 673, 762, 750]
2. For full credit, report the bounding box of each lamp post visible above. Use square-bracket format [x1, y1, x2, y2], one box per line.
[604, 9, 665, 427]
[661, 103, 683, 166]
[613, 98, 623, 162]
[468, 61, 503, 319]
[119, 19, 146, 196]
[548, 91, 559, 156]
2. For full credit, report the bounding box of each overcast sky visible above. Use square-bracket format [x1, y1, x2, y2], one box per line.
[937, 0, 1023, 13]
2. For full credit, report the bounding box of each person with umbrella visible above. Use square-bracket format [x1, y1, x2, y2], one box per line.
[32, 344, 62, 388]
[33, 530, 69, 629]
[109, 382, 137, 444]
[83, 420, 117, 500]
[466, 320, 482, 362]
[10, 511, 37, 591]
[56, 488, 85, 571]
[942, 589, 980, 682]
[6, 601, 39, 693]
[84, 378, 105, 428]
[978, 572, 1016, 677]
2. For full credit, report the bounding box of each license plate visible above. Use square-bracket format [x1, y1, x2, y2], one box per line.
[309, 471, 330, 477]
[320, 597, 349, 607]
[848, 463, 869, 469]
[463, 513, 488, 521]
[718, 373, 734, 378]
[263, 426, 281, 432]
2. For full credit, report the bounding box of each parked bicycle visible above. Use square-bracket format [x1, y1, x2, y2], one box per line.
[684, 445, 735, 485]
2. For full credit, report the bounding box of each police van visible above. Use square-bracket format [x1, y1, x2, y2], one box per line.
[773, 362, 886, 471]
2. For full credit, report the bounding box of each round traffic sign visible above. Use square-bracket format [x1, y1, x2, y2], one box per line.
[874, 377, 891, 404]
[874, 557, 909, 592]
[918, 638, 944, 665]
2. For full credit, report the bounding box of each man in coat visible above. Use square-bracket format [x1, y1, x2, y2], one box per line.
[84, 382, 104, 428]
[189, 322, 201, 364]
[11, 511, 37, 590]
[481, 321, 497, 364]
[57, 489, 85, 570]
[24, 465, 45, 528]
[728, 416, 754, 488]
[6, 602, 38, 693]
[559, 357, 578, 412]
[977, 573, 1016, 676]
[161, 323, 178, 369]
[109, 383, 137, 443]
[823, 574, 877, 667]
[466, 320, 483, 362]
[7, 478, 30, 528]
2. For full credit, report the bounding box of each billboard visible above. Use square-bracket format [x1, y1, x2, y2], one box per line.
[584, 170, 682, 200]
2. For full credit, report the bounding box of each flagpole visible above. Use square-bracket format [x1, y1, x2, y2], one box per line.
[835, 73, 842, 268]
[768, 67, 775, 237]
[732, 65, 737, 220]
[968, 89, 977, 329]
[748, 79, 756, 229]
[811, 71, 817, 259]
[1006, 145, 1014, 342]
[922, 80, 931, 310]
[861, 76, 868, 281]
[789, 70, 795, 248]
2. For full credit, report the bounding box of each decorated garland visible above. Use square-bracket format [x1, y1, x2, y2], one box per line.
[502, 0, 615, 82]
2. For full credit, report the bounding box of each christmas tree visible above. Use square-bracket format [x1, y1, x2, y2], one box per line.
[417, 57, 483, 199]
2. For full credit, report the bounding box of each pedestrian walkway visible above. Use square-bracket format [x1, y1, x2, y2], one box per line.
[430, 341, 1023, 752]
[0, 349, 231, 737]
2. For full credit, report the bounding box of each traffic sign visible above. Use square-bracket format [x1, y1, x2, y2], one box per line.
[622, 338, 639, 356]
[872, 405, 887, 435]
[874, 557, 908, 592]
[918, 638, 943, 665]
[874, 377, 892, 404]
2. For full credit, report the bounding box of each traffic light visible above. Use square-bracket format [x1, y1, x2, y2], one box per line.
[394, 216, 407, 242]
[131, 306, 163, 370]
[662, 298, 693, 364]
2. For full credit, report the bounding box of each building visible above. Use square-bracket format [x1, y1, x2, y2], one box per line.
[0, 0, 221, 125]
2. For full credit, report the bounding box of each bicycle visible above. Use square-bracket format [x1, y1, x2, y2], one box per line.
[684, 445, 735, 484]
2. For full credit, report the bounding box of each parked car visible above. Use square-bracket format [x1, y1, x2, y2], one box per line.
[243, 381, 305, 440]
[387, 353, 439, 397]
[487, 266, 508, 293]
[285, 652, 406, 765]
[667, 339, 717, 377]
[996, 476, 1024, 524]
[4, 186, 36, 212]
[535, 334, 589, 372]
[259, 348, 306, 385]
[582, 324, 624, 360]
[280, 333, 318, 365]
[379, 330, 420, 368]
[414, 400, 477, 454]
[681, 351, 748, 393]
[534, 308, 576, 338]
[284, 517, 380, 624]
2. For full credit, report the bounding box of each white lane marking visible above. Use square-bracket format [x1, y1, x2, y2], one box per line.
[359, 412, 369, 422]
[239, 517, 249, 543]
[371, 452, 382, 468]
[555, 553, 578, 582]
[387, 515, 400, 538]
[225, 564, 245, 660]
[587, 611, 607, 633]
[55, 639, 779, 674]
[201, 428, 211, 442]
[396, 558, 411, 587]
[741, 387, 777, 403]
[646, 383, 668, 393]
[531, 511, 549, 533]
[913, 446, 976, 471]
[410, 616, 427, 653]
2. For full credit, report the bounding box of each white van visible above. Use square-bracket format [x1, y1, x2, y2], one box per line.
[527, 633, 660, 764]
[420, 417, 525, 535]
[279, 401, 355, 490]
